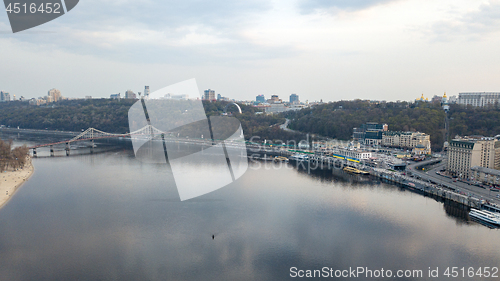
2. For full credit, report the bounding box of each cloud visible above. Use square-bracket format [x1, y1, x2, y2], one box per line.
[298, 0, 400, 14]
[429, 1, 500, 42]
[0, 0, 293, 65]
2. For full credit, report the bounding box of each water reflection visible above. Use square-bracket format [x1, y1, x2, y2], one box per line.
[0, 149, 498, 280]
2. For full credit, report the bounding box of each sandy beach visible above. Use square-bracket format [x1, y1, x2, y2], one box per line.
[0, 157, 34, 209]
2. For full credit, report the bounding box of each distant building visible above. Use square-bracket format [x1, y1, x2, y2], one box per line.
[164, 93, 189, 100]
[382, 131, 431, 154]
[0, 91, 10, 102]
[85, 96, 92, 100]
[290, 93, 299, 104]
[256, 95, 266, 103]
[203, 89, 216, 101]
[447, 137, 500, 179]
[458, 92, 500, 107]
[442, 92, 450, 112]
[110, 93, 121, 99]
[125, 90, 136, 99]
[48, 88, 62, 102]
[336, 148, 372, 160]
[268, 95, 281, 103]
[265, 104, 288, 114]
[144, 86, 150, 99]
[352, 122, 388, 146]
[448, 95, 458, 104]
[431, 95, 442, 103]
[415, 93, 429, 103]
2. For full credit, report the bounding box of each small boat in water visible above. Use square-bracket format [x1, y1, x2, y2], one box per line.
[274, 156, 289, 162]
[469, 209, 500, 227]
[343, 166, 370, 175]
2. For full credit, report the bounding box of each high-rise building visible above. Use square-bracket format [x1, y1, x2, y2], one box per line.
[0, 91, 10, 102]
[125, 90, 136, 99]
[458, 92, 500, 107]
[203, 89, 215, 101]
[256, 95, 266, 103]
[290, 93, 299, 104]
[144, 86, 150, 99]
[48, 88, 62, 102]
[447, 137, 500, 179]
[352, 122, 388, 145]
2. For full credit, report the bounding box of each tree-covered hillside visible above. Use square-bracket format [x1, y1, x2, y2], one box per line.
[284, 100, 500, 151]
[0, 99, 303, 143]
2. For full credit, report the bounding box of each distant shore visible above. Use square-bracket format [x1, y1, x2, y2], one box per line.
[0, 157, 34, 209]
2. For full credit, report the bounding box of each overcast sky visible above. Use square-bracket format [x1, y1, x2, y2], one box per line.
[1, 0, 500, 102]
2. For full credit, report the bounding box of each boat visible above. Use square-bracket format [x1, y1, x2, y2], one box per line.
[469, 209, 500, 226]
[274, 156, 289, 162]
[343, 166, 370, 175]
[290, 154, 309, 161]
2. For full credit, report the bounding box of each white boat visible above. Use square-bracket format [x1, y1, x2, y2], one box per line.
[469, 209, 500, 226]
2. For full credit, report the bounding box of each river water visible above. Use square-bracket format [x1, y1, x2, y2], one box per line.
[0, 137, 499, 280]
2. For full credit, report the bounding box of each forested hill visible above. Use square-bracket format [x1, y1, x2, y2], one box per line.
[0, 99, 303, 142]
[284, 100, 500, 151]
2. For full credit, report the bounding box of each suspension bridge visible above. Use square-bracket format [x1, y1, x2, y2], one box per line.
[28, 125, 165, 157]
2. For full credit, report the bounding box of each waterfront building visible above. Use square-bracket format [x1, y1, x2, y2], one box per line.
[48, 88, 62, 102]
[335, 148, 372, 160]
[458, 92, 500, 107]
[447, 137, 500, 179]
[290, 93, 299, 104]
[382, 131, 431, 154]
[352, 122, 388, 145]
[203, 89, 215, 101]
[471, 166, 500, 186]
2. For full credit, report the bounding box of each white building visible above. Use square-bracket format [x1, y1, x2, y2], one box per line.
[447, 137, 500, 179]
[336, 148, 372, 160]
[382, 131, 431, 154]
[458, 92, 500, 107]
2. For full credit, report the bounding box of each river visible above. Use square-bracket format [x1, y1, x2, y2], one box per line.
[0, 135, 499, 280]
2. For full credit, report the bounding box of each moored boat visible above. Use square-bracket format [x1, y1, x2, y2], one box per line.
[469, 209, 500, 226]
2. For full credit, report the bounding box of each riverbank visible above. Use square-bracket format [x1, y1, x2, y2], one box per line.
[0, 157, 34, 209]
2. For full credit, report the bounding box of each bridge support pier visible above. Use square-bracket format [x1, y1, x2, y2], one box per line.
[32, 148, 37, 158]
[90, 140, 94, 154]
[50, 145, 54, 157]
[65, 142, 70, 156]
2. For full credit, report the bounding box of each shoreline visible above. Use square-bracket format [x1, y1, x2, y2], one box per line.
[0, 157, 34, 209]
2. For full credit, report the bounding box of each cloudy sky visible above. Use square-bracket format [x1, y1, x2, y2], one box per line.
[1, 0, 500, 102]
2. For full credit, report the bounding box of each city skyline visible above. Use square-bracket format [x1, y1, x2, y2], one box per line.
[1, 0, 500, 101]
